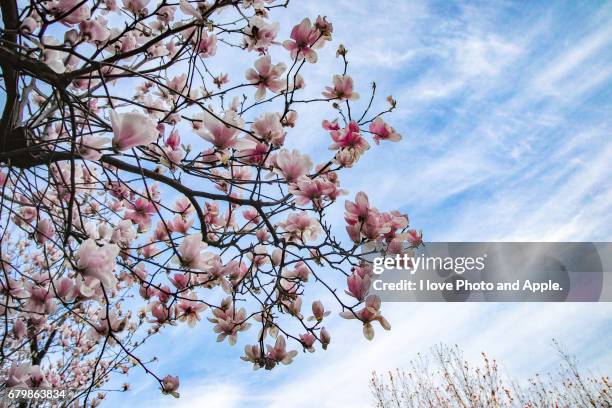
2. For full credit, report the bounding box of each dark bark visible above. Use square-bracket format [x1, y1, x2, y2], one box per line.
[0, 0, 21, 160]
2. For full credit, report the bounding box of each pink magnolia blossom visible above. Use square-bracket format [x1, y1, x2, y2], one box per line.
[266, 335, 298, 365]
[161, 375, 180, 398]
[79, 17, 110, 45]
[110, 110, 159, 151]
[177, 233, 209, 270]
[194, 32, 217, 57]
[277, 212, 321, 243]
[165, 74, 188, 100]
[346, 265, 372, 301]
[280, 111, 297, 128]
[179, 0, 202, 19]
[177, 292, 207, 327]
[244, 16, 279, 52]
[300, 333, 316, 352]
[245, 56, 287, 101]
[168, 215, 194, 234]
[404, 229, 423, 247]
[173, 196, 194, 215]
[35, 219, 55, 244]
[322, 75, 359, 101]
[77, 135, 109, 160]
[26, 286, 56, 314]
[124, 198, 156, 230]
[251, 112, 285, 145]
[239, 139, 270, 165]
[308, 300, 331, 322]
[328, 121, 369, 154]
[209, 301, 251, 345]
[289, 177, 336, 208]
[12, 319, 26, 340]
[156, 5, 176, 23]
[122, 0, 150, 15]
[53, 0, 91, 24]
[340, 295, 390, 340]
[320, 327, 331, 349]
[20, 16, 38, 34]
[148, 301, 174, 325]
[40, 36, 67, 74]
[26, 365, 50, 388]
[369, 117, 402, 144]
[6, 363, 31, 387]
[75, 239, 120, 288]
[54, 277, 77, 302]
[165, 130, 181, 150]
[283, 18, 323, 63]
[344, 191, 371, 225]
[241, 344, 262, 369]
[315, 15, 333, 40]
[271, 149, 312, 182]
[195, 111, 244, 150]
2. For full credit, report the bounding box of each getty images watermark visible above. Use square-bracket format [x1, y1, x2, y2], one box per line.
[364, 242, 612, 302]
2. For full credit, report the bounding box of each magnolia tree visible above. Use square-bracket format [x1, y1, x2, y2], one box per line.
[0, 0, 421, 404]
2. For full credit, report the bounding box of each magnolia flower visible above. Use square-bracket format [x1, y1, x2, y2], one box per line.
[54, 277, 77, 302]
[168, 215, 194, 234]
[300, 333, 316, 352]
[283, 18, 323, 63]
[35, 219, 55, 244]
[322, 75, 359, 101]
[271, 149, 312, 182]
[110, 110, 158, 151]
[277, 212, 321, 243]
[179, 0, 205, 20]
[122, 0, 149, 15]
[241, 344, 263, 369]
[244, 16, 279, 52]
[344, 191, 371, 225]
[124, 198, 156, 231]
[6, 363, 31, 387]
[26, 286, 56, 314]
[177, 233, 208, 270]
[288, 177, 336, 208]
[251, 112, 285, 145]
[283, 261, 310, 281]
[77, 135, 109, 160]
[369, 117, 402, 144]
[266, 335, 298, 365]
[75, 239, 120, 288]
[79, 17, 110, 45]
[194, 32, 217, 57]
[173, 196, 194, 215]
[12, 319, 26, 340]
[245, 56, 287, 101]
[161, 375, 180, 398]
[320, 327, 331, 349]
[346, 266, 371, 301]
[209, 303, 251, 345]
[404, 229, 423, 247]
[53, 0, 91, 24]
[20, 16, 38, 34]
[329, 121, 369, 153]
[177, 292, 207, 327]
[41, 37, 67, 74]
[26, 365, 50, 388]
[195, 111, 244, 150]
[340, 295, 390, 340]
[308, 300, 331, 322]
[166, 74, 188, 98]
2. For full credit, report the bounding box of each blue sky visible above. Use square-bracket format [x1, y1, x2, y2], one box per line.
[101, 0, 612, 406]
